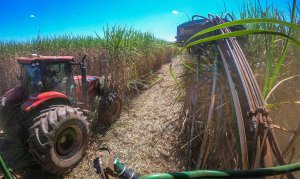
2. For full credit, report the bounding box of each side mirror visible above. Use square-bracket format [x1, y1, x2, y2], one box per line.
[80, 55, 87, 68]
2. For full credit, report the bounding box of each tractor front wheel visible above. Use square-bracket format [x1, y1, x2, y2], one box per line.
[27, 105, 89, 175]
[98, 93, 122, 124]
[111, 95, 122, 120]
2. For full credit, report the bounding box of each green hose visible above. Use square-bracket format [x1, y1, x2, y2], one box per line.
[140, 162, 300, 179]
[0, 154, 13, 179]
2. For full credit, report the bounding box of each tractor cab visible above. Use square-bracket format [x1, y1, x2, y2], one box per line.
[17, 55, 77, 102]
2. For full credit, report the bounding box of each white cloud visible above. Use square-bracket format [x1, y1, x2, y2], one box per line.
[29, 14, 35, 18]
[172, 10, 179, 15]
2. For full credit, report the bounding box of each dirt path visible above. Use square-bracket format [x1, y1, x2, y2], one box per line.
[67, 57, 183, 178]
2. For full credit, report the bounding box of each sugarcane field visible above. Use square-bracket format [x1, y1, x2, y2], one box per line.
[0, 0, 300, 178]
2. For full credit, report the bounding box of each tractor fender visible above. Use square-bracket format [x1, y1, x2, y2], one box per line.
[21, 91, 70, 112]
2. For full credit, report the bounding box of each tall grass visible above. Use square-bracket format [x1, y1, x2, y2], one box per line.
[177, 48, 241, 170]
[240, 0, 299, 98]
[99, 25, 171, 93]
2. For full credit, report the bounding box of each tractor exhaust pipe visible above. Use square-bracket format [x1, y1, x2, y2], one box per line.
[80, 55, 89, 108]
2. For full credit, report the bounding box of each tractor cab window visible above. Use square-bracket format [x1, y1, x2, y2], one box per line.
[43, 63, 70, 94]
[43, 63, 76, 102]
[21, 63, 42, 95]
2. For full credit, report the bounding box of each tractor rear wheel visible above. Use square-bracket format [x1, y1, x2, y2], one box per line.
[27, 105, 89, 175]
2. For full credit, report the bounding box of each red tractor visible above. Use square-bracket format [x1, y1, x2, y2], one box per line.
[0, 54, 122, 174]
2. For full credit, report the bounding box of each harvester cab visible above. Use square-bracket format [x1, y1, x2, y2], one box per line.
[176, 15, 213, 47]
[176, 14, 246, 52]
[0, 54, 122, 175]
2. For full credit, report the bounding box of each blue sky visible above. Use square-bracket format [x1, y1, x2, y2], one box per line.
[0, 0, 294, 42]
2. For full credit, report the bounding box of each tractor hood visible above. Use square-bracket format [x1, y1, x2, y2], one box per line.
[73, 75, 98, 83]
[73, 75, 99, 101]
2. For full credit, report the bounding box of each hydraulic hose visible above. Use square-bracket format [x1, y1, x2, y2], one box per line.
[112, 155, 300, 179]
[0, 154, 13, 179]
[140, 162, 300, 179]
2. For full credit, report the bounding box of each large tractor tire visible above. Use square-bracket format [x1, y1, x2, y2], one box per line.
[27, 105, 89, 175]
[98, 93, 122, 124]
